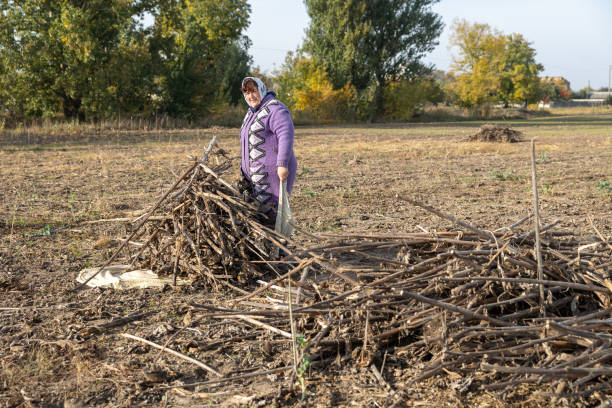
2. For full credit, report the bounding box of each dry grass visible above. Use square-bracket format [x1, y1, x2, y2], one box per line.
[547, 105, 612, 115]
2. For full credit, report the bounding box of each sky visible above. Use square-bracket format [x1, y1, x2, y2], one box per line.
[245, 0, 612, 91]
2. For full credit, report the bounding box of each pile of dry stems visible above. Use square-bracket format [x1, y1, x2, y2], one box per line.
[90, 137, 612, 404]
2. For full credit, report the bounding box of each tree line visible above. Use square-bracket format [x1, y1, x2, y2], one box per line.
[0, 0, 594, 125]
[0, 0, 251, 121]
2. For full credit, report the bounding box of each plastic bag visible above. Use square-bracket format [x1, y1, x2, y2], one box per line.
[274, 180, 294, 238]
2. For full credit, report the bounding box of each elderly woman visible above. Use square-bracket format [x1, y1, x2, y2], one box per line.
[239, 76, 297, 224]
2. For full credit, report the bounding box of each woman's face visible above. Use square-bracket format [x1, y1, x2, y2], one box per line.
[243, 84, 261, 108]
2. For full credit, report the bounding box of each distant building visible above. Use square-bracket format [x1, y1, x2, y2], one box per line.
[589, 91, 612, 100]
[538, 99, 605, 108]
[541, 76, 571, 91]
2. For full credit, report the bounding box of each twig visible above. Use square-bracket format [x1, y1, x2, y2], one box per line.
[233, 258, 315, 303]
[94, 311, 158, 332]
[493, 214, 533, 232]
[588, 214, 612, 251]
[360, 307, 371, 363]
[530, 139, 545, 314]
[121, 333, 222, 377]
[400, 196, 495, 241]
[155, 366, 292, 390]
[170, 136, 217, 200]
[287, 272, 299, 376]
[231, 315, 292, 338]
[400, 291, 510, 327]
[442, 276, 610, 294]
[295, 266, 310, 305]
[85, 216, 168, 224]
[370, 364, 396, 396]
[482, 363, 612, 376]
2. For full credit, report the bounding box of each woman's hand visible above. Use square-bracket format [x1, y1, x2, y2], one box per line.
[277, 166, 288, 181]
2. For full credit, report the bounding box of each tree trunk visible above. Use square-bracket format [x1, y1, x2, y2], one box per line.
[372, 74, 385, 122]
[62, 95, 84, 121]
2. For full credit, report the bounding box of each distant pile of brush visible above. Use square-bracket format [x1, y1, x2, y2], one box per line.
[467, 124, 522, 142]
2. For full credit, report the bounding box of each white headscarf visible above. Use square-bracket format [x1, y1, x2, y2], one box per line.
[241, 76, 267, 106]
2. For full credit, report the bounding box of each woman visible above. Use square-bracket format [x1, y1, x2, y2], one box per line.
[239, 76, 297, 224]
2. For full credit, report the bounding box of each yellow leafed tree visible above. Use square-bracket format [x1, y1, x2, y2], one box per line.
[448, 20, 506, 108]
[276, 51, 356, 122]
[448, 20, 543, 111]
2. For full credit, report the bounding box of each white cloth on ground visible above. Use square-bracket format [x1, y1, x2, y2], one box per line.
[76, 265, 188, 289]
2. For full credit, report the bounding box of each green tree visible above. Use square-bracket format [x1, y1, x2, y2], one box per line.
[571, 87, 592, 99]
[0, 0, 149, 120]
[304, 0, 443, 119]
[149, 0, 250, 118]
[541, 80, 570, 102]
[449, 20, 543, 109]
[215, 36, 253, 106]
[0, 0, 251, 121]
[498, 34, 543, 106]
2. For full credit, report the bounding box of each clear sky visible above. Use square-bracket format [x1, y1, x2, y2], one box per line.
[245, 0, 612, 91]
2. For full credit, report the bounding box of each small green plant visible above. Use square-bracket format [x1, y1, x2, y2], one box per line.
[491, 169, 521, 181]
[66, 193, 77, 217]
[296, 334, 308, 348]
[302, 189, 315, 198]
[70, 246, 82, 258]
[31, 224, 53, 236]
[537, 151, 550, 163]
[541, 183, 552, 194]
[597, 180, 611, 191]
[295, 334, 311, 401]
[300, 166, 313, 175]
[42, 224, 52, 235]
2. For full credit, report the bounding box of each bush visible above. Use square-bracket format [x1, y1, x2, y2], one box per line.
[294, 79, 357, 122]
[383, 78, 444, 120]
[275, 52, 359, 122]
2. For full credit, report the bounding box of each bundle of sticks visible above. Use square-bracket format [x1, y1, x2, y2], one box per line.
[125, 142, 288, 289]
[77, 136, 287, 290]
[106, 138, 611, 402]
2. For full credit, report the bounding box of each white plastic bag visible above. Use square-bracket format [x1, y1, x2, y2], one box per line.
[274, 180, 294, 238]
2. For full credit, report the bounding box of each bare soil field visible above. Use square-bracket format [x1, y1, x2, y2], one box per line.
[1, 112, 611, 407]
